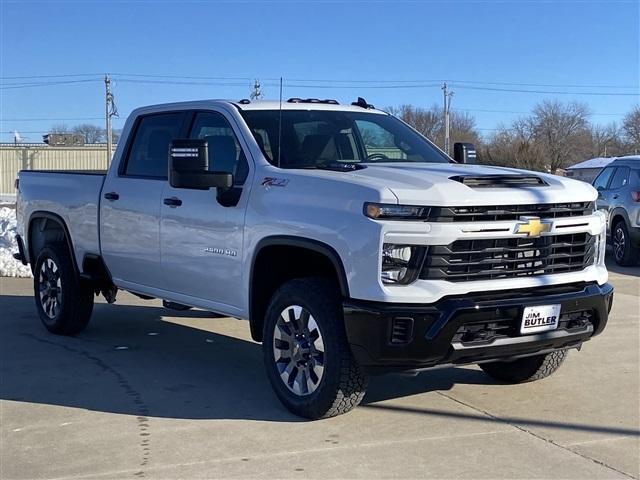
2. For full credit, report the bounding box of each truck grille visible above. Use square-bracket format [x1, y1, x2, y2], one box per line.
[420, 232, 595, 282]
[426, 202, 593, 222]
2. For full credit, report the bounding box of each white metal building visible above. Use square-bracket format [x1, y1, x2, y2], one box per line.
[0, 143, 110, 199]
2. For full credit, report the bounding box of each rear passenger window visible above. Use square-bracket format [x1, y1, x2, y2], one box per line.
[124, 113, 184, 178]
[609, 167, 630, 190]
[592, 167, 615, 191]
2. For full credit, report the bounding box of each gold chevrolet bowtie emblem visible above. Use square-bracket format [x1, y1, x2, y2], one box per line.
[515, 217, 551, 237]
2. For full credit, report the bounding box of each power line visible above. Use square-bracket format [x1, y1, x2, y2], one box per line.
[110, 72, 254, 81]
[0, 79, 102, 90]
[450, 84, 639, 96]
[0, 73, 103, 80]
[452, 108, 626, 116]
[282, 77, 638, 89]
[115, 78, 251, 87]
[1, 117, 106, 122]
[109, 77, 637, 95]
[3, 72, 636, 90]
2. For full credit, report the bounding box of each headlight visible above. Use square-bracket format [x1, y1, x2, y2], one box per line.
[365, 202, 430, 220]
[381, 244, 427, 284]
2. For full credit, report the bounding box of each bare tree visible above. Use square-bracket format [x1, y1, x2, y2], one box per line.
[622, 106, 640, 153]
[528, 100, 591, 173]
[449, 111, 482, 148]
[388, 104, 481, 153]
[72, 124, 105, 143]
[388, 104, 441, 140]
[586, 123, 626, 158]
[49, 123, 69, 134]
[482, 120, 544, 171]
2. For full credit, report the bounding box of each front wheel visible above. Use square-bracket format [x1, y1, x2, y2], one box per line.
[33, 243, 94, 335]
[480, 350, 568, 383]
[262, 278, 368, 419]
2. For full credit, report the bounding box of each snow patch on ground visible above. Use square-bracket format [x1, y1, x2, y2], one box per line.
[0, 206, 32, 277]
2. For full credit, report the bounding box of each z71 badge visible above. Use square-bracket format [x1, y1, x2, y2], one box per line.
[261, 177, 289, 187]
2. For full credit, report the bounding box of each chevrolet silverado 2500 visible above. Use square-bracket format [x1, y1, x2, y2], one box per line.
[15, 98, 614, 419]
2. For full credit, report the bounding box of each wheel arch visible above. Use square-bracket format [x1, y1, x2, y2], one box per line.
[248, 235, 350, 342]
[27, 211, 78, 275]
[610, 207, 630, 231]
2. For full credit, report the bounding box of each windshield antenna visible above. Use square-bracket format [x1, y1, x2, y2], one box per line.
[277, 77, 283, 168]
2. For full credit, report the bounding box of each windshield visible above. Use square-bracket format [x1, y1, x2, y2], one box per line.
[240, 109, 450, 168]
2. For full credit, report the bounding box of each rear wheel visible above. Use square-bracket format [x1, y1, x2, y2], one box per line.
[262, 278, 368, 419]
[612, 220, 639, 266]
[480, 350, 568, 383]
[33, 243, 94, 335]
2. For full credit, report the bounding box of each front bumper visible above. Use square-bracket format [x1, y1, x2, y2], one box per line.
[344, 282, 614, 373]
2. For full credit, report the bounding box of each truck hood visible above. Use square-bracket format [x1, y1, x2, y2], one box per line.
[346, 162, 597, 206]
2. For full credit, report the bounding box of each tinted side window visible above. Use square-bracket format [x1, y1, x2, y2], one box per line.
[592, 167, 615, 190]
[189, 112, 249, 185]
[356, 120, 407, 160]
[124, 113, 185, 178]
[609, 167, 630, 190]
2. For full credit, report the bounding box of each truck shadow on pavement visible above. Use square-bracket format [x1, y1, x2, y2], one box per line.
[1, 294, 638, 437]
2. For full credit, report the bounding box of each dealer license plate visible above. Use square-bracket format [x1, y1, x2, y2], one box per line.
[520, 304, 561, 335]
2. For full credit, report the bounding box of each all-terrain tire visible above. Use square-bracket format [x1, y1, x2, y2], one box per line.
[262, 277, 368, 419]
[480, 350, 568, 383]
[612, 220, 639, 266]
[33, 243, 94, 335]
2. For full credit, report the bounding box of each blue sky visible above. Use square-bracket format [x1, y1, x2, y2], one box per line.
[1, 0, 638, 143]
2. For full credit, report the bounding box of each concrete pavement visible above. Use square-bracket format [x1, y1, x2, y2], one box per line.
[1, 256, 638, 479]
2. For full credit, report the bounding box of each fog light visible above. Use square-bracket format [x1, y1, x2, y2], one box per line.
[381, 244, 427, 285]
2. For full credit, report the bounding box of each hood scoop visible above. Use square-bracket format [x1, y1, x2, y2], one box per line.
[450, 174, 548, 188]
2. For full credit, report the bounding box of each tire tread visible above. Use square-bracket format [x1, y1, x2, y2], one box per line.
[480, 350, 568, 383]
[262, 277, 368, 419]
[34, 242, 94, 336]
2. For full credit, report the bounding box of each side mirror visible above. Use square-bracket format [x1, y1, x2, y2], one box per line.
[453, 142, 477, 164]
[169, 139, 233, 190]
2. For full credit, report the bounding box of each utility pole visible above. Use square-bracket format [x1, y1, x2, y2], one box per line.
[442, 82, 454, 156]
[250, 79, 263, 100]
[105, 74, 114, 163]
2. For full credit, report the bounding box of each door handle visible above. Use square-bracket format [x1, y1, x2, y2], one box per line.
[103, 192, 119, 201]
[163, 197, 183, 207]
[612, 194, 619, 199]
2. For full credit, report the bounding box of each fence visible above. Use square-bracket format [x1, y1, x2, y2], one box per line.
[0, 144, 110, 196]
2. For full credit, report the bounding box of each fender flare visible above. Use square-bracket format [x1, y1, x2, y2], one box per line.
[248, 235, 350, 340]
[250, 235, 350, 297]
[609, 207, 631, 230]
[27, 211, 79, 274]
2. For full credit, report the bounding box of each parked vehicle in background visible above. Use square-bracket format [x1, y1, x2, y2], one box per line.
[592, 155, 640, 266]
[14, 98, 613, 419]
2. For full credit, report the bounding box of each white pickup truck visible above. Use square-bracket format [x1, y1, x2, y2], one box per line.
[15, 98, 614, 419]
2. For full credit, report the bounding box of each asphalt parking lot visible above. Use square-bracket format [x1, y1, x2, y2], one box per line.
[1, 256, 638, 480]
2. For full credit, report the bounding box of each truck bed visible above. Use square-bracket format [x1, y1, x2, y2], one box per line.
[17, 170, 106, 267]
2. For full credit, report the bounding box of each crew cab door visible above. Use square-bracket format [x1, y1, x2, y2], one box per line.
[607, 166, 630, 212]
[160, 109, 252, 314]
[100, 111, 188, 290]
